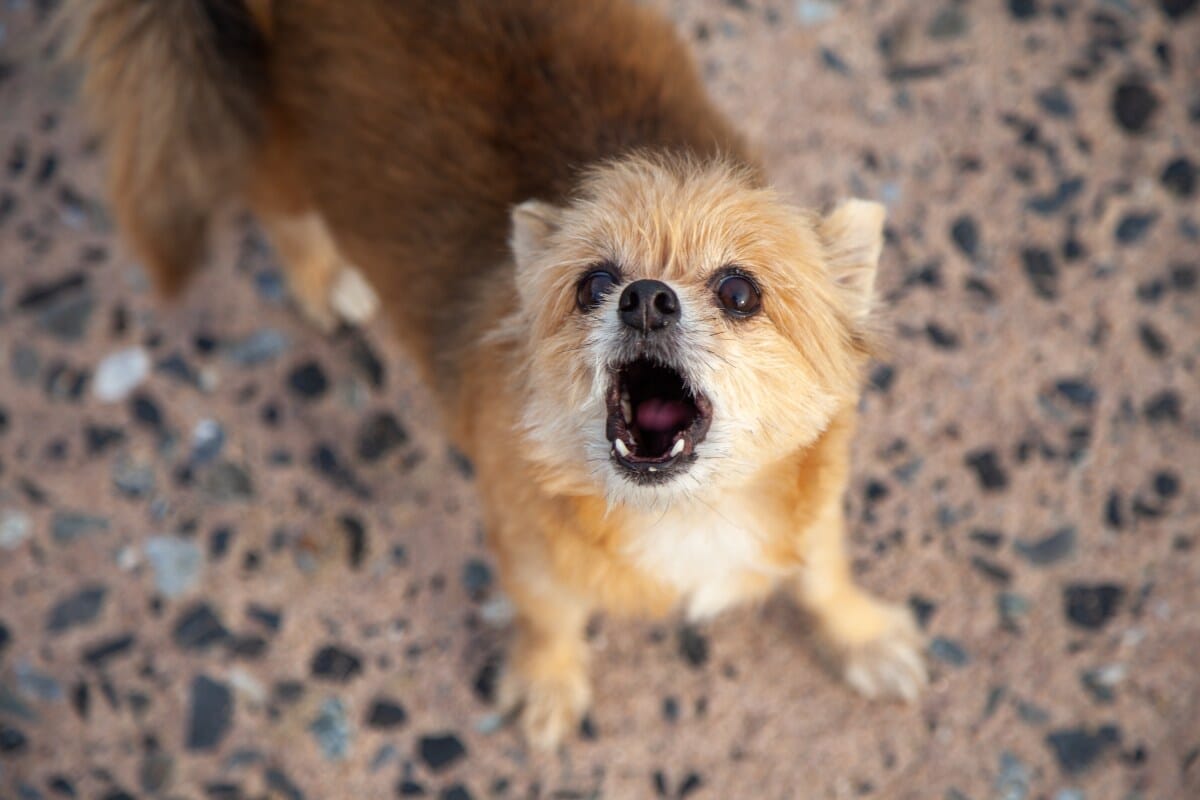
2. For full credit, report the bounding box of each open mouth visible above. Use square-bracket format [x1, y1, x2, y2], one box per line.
[606, 358, 712, 481]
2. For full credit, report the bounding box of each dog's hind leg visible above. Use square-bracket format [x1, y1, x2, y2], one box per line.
[262, 211, 380, 333]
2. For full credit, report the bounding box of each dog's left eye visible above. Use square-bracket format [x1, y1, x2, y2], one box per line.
[576, 269, 618, 311]
[715, 273, 762, 317]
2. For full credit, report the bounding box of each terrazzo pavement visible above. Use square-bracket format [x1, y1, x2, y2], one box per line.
[0, 0, 1198, 798]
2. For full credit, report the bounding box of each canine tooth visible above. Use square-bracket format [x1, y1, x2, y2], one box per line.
[614, 439, 631, 457]
[648, 466, 657, 472]
[670, 438, 685, 457]
[621, 397, 632, 423]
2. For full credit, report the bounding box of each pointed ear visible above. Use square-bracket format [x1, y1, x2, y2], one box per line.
[819, 199, 886, 322]
[510, 200, 561, 271]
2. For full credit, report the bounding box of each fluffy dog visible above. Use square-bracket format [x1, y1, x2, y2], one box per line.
[62, 0, 926, 748]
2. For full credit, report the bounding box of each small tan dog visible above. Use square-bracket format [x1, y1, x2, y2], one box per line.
[63, 0, 926, 748]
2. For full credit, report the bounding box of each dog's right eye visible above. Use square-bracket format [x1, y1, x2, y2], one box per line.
[576, 269, 618, 311]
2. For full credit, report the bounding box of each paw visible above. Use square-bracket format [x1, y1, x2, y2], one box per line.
[497, 662, 591, 751]
[293, 265, 379, 333]
[329, 265, 379, 325]
[826, 600, 927, 702]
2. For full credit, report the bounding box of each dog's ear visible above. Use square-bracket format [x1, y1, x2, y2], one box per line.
[510, 200, 561, 272]
[819, 199, 886, 322]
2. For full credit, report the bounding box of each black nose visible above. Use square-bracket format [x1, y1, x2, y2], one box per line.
[618, 279, 680, 332]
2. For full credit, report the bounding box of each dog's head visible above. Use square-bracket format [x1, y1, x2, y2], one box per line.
[506, 154, 884, 507]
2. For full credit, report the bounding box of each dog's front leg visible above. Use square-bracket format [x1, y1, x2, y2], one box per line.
[496, 575, 592, 751]
[791, 499, 927, 702]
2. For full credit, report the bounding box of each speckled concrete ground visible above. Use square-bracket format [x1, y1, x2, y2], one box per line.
[1, 0, 1198, 798]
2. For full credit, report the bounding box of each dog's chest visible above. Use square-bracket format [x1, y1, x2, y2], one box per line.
[624, 497, 782, 620]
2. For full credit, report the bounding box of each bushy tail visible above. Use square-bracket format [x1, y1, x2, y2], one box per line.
[58, 0, 267, 294]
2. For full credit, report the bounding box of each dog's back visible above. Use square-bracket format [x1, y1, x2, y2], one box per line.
[64, 0, 751, 382]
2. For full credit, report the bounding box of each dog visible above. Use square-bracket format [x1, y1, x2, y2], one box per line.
[61, 0, 926, 748]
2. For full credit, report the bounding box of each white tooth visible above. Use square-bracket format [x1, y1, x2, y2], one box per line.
[614, 439, 631, 457]
[670, 438, 685, 457]
[621, 397, 632, 424]
[648, 466, 657, 472]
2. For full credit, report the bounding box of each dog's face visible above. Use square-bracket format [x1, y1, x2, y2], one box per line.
[507, 156, 884, 508]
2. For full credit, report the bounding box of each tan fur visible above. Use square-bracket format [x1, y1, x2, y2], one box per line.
[66, 0, 925, 748]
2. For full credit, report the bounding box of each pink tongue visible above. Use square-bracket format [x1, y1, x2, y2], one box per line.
[636, 399, 690, 432]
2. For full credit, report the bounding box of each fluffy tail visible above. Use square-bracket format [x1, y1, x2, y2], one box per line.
[58, 0, 267, 294]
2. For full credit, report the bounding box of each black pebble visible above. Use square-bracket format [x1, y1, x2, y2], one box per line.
[447, 447, 475, 479]
[83, 633, 135, 667]
[346, 332, 386, 389]
[1046, 725, 1121, 774]
[662, 696, 680, 722]
[310, 443, 371, 498]
[357, 411, 408, 461]
[1035, 86, 1074, 118]
[1153, 470, 1180, 499]
[71, 681, 89, 719]
[209, 526, 234, 560]
[969, 529, 1004, 549]
[1105, 491, 1124, 530]
[965, 449, 1008, 491]
[0, 619, 9, 654]
[46, 585, 107, 633]
[678, 625, 709, 668]
[1112, 79, 1160, 134]
[85, 425, 126, 456]
[265, 768, 305, 800]
[1172, 263, 1196, 292]
[868, 364, 895, 393]
[471, 656, 500, 703]
[1027, 177, 1084, 216]
[0, 724, 26, 753]
[1064, 584, 1124, 630]
[461, 558, 493, 599]
[366, 698, 408, 729]
[310, 644, 364, 682]
[1021, 247, 1058, 299]
[1014, 527, 1076, 566]
[16, 272, 87, 311]
[925, 322, 960, 349]
[1160, 157, 1196, 198]
[172, 603, 230, 651]
[908, 595, 937, 628]
[440, 786, 472, 800]
[949, 215, 979, 257]
[48, 776, 77, 796]
[186, 676, 233, 751]
[1115, 212, 1158, 245]
[246, 604, 283, 633]
[230, 634, 268, 658]
[1008, 0, 1037, 18]
[397, 780, 427, 797]
[287, 360, 329, 399]
[338, 514, 368, 569]
[1159, 0, 1198, 21]
[679, 772, 705, 798]
[1137, 322, 1169, 358]
[1054, 379, 1097, 409]
[129, 392, 163, 429]
[193, 332, 218, 355]
[418, 733, 467, 771]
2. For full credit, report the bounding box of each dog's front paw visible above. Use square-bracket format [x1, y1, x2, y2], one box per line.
[497, 660, 591, 751]
[821, 597, 927, 702]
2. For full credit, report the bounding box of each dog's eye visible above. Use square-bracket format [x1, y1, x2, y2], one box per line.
[715, 274, 761, 317]
[576, 269, 618, 311]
